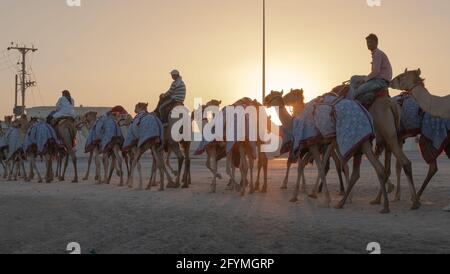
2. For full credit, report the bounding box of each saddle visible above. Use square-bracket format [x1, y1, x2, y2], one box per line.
[330, 84, 389, 109]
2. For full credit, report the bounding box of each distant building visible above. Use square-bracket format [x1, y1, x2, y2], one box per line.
[25, 106, 112, 119]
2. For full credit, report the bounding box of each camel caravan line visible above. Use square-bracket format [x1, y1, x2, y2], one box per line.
[1, 69, 450, 214]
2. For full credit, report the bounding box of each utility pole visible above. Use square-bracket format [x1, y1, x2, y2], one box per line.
[262, 0, 266, 101]
[7, 43, 37, 116]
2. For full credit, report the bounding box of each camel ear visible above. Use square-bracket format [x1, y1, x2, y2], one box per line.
[291, 88, 293, 92]
[281, 90, 284, 96]
[219, 100, 222, 104]
[404, 68, 408, 73]
[418, 68, 421, 75]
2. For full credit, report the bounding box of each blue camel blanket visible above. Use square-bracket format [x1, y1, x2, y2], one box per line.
[394, 92, 422, 139]
[85, 115, 107, 153]
[292, 100, 322, 157]
[23, 121, 59, 155]
[100, 116, 123, 153]
[5, 127, 23, 160]
[123, 112, 164, 151]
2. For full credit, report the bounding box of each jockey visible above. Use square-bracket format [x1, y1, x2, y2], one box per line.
[47, 90, 75, 126]
[348, 34, 393, 103]
[155, 69, 186, 125]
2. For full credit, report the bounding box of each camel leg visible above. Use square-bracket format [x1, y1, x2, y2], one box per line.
[45, 154, 54, 183]
[290, 154, 308, 202]
[417, 160, 438, 199]
[129, 147, 145, 190]
[206, 154, 222, 179]
[171, 144, 184, 188]
[31, 156, 43, 183]
[260, 152, 268, 193]
[83, 151, 93, 180]
[102, 152, 109, 184]
[113, 146, 124, 186]
[94, 149, 101, 183]
[387, 140, 420, 209]
[152, 145, 165, 191]
[255, 153, 262, 191]
[107, 156, 115, 184]
[26, 155, 33, 182]
[311, 144, 333, 198]
[335, 153, 362, 209]
[20, 160, 26, 181]
[310, 146, 331, 207]
[239, 144, 249, 197]
[225, 150, 235, 190]
[147, 157, 156, 189]
[248, 152, 255, 194]
[210, 146, 218, 193]
[394, 158, 402, 201]
[363, 142, 390, 213]
[331, 148, 345, 196]
[281, 159, 292, 189]
[181, 142, 191, 188]
[61, 153, 69, 181]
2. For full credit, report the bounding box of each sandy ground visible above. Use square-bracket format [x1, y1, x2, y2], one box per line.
[0, 151, 449, 254]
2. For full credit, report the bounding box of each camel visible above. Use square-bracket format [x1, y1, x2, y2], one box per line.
[264, 90, 348, 206]
[281, 89, 346, 195]
[154, 103, 191, 189]
[264, 90, 391, 213]
[333, 82, 421, 210]
[196, 98, 257, 195]
[55, 116, 78, 183]
[5, 116, 28, 181]
[23, 119, 58, 183]
[387, 77, 450, 201]
[100, 112, 126, 186]
[78, 111, 101, 182]
[126, 103, 171, 191]
[391, 69, 450, 120]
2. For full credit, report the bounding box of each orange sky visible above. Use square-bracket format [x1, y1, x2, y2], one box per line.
[1, 0, 449, 117]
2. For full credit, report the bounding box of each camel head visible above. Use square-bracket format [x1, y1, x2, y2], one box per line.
[83, 111, 97, 124]
[205, 99, 222, 108]
[118, 113, 133, 127]
[4, 116, 13, 126]
[283, 89, 305, 106]
[135, 102, 149, 114]
[391, 68, 424, 91]
[263, 90, 285, 107]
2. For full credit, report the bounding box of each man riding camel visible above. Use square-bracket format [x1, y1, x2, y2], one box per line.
[47, 90, 75, 126]
[155, 69, 186, 125]
[348, 34, 393, 103]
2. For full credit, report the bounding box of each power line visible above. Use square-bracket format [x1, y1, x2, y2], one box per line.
[7, 43, 38, 116]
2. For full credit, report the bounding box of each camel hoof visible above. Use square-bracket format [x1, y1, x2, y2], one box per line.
[308, 193, 318, 199]
[386, 181, 395, 194]
[72, 179, 78, 183]
[370, 199, 381, 205]
[82, 177, 88, 181]
[379, 208, 390, 214]
[411, 201, 421, 210]
[338, 190, 345, 196]
[159, 187, 164, 191]
[289, 197, 298, 203]
[38, 180, 43, 184]
[280, 185, 287, 190]
[261, 187, 267, 193]
[334, 202, 344, 209]
[181, 184, 189, 189]
[319, 202, 330, 208]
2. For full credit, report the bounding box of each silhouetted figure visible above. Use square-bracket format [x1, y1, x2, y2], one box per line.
[155, 69, 186, 124]
[348, 34, 393, 104]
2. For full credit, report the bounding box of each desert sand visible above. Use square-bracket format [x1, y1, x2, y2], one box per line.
[0, 151, 449, 254]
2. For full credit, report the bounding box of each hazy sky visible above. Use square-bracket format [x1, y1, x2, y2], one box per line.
[0, 0, 449, 117]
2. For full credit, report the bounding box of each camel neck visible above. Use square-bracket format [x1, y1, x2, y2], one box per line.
[277, 105, 294, 133]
